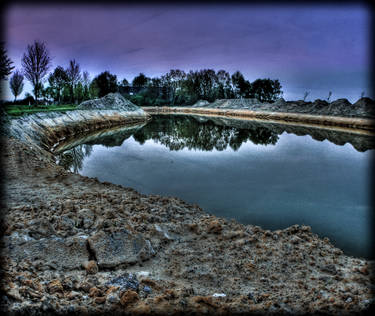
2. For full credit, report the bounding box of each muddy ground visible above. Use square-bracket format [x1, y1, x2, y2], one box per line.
[0, 134, 374, 315]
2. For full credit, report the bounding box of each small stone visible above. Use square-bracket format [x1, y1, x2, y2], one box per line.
[94, 296, 106, 304]
[48, 280, 64, 294]
[107, 293, 120, 304]
[89, 287, 101, 298]
[359, 265, 369, 275]
[321, 264, 337, 275]
[120, 290, 139, 306]
[207, 220, 222, 234]
[67, 291, 80, 300]
[143, 286, 152, 294]
[82, 260, 98, 274]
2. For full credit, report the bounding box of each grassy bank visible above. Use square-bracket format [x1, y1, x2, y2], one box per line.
[4, 104, 77, 116]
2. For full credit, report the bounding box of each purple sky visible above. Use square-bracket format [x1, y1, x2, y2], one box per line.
[3, 3, 372, 102]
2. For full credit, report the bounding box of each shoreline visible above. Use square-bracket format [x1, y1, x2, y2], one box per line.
[1, 110, 374, 315]
[143, 106, 375, 132]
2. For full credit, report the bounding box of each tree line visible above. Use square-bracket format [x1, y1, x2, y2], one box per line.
[1, 41, 283, 106]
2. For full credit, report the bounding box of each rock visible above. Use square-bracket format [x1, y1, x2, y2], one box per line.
[120, 290, 139, 307]
[106, 273, 139, 292]
[192, 100, 210, 107]
[3, 235, 89, 270]
[78, 93, 140, 112]
[67, 291, 81, 300]
[89, 287, 102, 298]
[88, 230, 155, 268]
[55, 216, 77, 235]
[207, 220, 222, 234]
[94, 296, 106, 304]
[290, 236, 302, 244]
[107, 292, 120, 304]
[48, 280, 64, 294]
[28, 219, 56, 238]
[78, 208, 95, 229]
[321, 264, 337, 275]
[143, 286, 152, 294]
[82, 260, 98, 274]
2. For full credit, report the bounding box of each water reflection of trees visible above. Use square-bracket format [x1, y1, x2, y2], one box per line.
[133, 115, 279, 151]
[57, 115, 279, 171]
[58, 144, 93, 173]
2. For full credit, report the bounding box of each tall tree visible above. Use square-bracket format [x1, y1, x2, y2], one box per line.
[0, 43, 14, 80]
[9, 70, 24, 102]
[162, 69, 186, 105]
[66, 59, 81, 104]
[91, 71, 118, 97]
[48, 66, 68, 104]
[250, 78, 282, 103]
[132, 73, 149, 88]
[216, 70, 233, 99]
[21, 41, 51, 104]
[231, 71, 251, 98]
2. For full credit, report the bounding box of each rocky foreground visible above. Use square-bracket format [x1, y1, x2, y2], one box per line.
[1, 136, 374, 315]
[1, 94, 374, 315]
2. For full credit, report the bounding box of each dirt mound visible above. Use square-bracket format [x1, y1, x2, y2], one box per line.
[193, 97, 375, 118]
[78, 92, 141, 111]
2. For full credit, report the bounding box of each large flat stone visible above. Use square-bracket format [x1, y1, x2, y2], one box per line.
[3, 235, 89, 270]
[88, 229, 155, 268]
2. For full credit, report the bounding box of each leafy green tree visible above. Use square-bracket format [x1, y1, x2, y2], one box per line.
[91, 71, 118, 97]
[216, 70, 233, 99]
[0, 43, 14, 80]
[231, 71, 251, 98]
[48, 66, 68, 104]
[161, 69, 186, 105]
[9, 70, 24, 102]
[249, 78, 282, 102]
[21, 41, 51, 104]
[74, 82, 84, 104]
[61, 85, 71, 104]
[132, 73, 149, 88]
[120, 78, 129, 87]
[89, 80, 99, 99]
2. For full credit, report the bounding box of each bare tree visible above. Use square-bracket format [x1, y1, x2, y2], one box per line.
[361, 91, 365, 98]
[303, 91, 310, 101]
[327, 91, 332, 102]
[21, 41, 51, 104]
[82, 71, 90, 87]
[9, 70, 24, 102]
[66, 59, 81, 103]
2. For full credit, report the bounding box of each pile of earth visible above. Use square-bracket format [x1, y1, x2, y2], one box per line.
[78, 93, 140, 111]
[192, 97, 375, 119]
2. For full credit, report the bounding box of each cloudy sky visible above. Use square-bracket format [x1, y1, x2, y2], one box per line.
[3, 3, 372, 102]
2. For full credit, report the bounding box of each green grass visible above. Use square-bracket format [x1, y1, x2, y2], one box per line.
[5, 104, 77, 116]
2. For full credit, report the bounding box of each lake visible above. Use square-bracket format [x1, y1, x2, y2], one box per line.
[56, 114, 374, 259]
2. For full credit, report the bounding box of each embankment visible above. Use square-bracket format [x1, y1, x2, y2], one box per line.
[143, 106, 375, 132]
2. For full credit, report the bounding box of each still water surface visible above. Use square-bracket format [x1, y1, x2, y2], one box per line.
[57, 115, 373, 258]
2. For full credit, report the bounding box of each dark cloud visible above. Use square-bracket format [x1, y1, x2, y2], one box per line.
[3, 4, 371, 102]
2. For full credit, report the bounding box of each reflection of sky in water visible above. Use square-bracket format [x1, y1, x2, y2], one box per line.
[63, 126, 373, 259]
